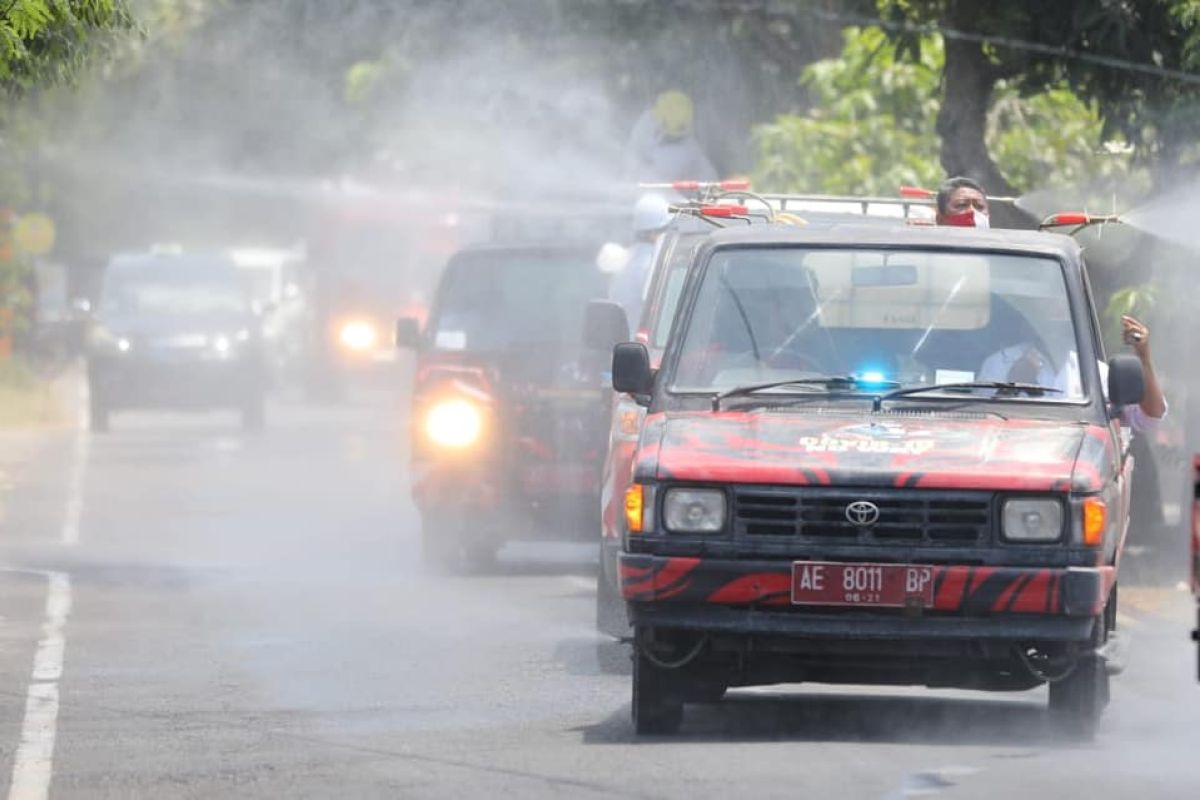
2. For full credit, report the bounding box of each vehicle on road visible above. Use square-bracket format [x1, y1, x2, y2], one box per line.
[397, 242, 613, 569]
[228, 245, 309, 391]
[610, 221, 1143, 737]
[596, 191, 938, 640]
[595, 221, 711, 638]
[86, 250, 267, 431]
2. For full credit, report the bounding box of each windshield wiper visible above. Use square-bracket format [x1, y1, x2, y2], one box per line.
[712, 375, 901, 411]
[872, 381, 1062, 411]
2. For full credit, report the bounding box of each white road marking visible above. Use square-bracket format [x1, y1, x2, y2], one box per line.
[7, 570, 72, 800]
[60, 433, 88, 546]
[8, 399, 86, 800]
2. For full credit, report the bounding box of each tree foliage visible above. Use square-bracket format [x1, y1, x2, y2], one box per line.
[753, 27, 942, 195]
[0, 0, 133, 94]
[753, 27, 1136, 197]
[874, 0, 1200, 189]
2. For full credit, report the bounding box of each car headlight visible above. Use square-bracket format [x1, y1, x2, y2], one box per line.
[425, 398, 484, 449]
[89, 327, 131, 354]
[1002, 498, 1064, 542]
[663, 488, 727, 534]
[339, 319, 378, 352]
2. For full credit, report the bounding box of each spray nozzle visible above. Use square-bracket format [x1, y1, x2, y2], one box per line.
[1039, 212, 1123, 232]
[638, 179, 752, 195]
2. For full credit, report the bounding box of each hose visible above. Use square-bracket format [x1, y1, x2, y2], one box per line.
[640, 636, 708, 670]
[1015, 645, 1078, 683]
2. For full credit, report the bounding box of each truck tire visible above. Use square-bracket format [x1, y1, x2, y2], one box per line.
[420, 511, 463, 573]
[632, 648, 684, 735]
[1048, 653, 1108, 740]
[595, 543, 629, 639]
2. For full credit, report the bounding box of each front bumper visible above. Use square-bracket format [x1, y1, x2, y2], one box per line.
[621, 554, 1111, 643]
[89, 356, 261, 409]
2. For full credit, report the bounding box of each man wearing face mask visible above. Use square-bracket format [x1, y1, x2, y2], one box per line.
[935, 176, 990, 228]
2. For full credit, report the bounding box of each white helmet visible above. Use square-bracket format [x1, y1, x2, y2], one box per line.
[632, 193, 672, 234]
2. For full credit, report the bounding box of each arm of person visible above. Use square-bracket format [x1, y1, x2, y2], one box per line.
[1123, 315, 1166, 419]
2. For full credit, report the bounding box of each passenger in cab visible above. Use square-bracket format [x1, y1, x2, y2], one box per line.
[935, 176, 990, 228]
[977, 308, 1166, 430]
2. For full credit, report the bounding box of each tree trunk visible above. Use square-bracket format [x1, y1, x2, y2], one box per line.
[935, 10, 1016, 199]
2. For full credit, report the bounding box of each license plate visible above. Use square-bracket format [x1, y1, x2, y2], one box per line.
[791, 562, 935, 608]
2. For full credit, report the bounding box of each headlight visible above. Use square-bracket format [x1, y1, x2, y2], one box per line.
[425, 398, 483, 449]
[90, 327, 131, 354]
[339, 319, 378, 351]
[663, 488, 727, 534]
[1002, 498, 1064, 542]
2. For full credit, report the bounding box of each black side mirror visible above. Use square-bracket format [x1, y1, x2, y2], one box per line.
[395, 317, 422, 349]
[583, 300, 630, 352]
[612, 342, 653, 397]
[1107, 354, 1145, 410]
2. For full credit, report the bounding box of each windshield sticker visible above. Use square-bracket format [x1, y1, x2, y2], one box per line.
[435, 330, 467, 350]
[936, 369, 975, 384]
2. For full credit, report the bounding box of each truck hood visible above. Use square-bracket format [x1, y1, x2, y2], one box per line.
[636, 410, 1115, 493]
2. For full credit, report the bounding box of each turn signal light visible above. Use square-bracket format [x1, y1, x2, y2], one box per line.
[1083, 497, 1107, 545]
[618, 409, 641, 437]
[625, 484, 645, 534]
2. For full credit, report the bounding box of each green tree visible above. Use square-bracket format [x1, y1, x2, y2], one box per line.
[0, 0, 134, 349]
[753, 26, 1135, 198]
[753, 26, 942, 195]
[873, 0, 1200, 192]
[1, 0, 133, 94]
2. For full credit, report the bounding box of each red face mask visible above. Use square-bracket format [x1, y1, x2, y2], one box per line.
[940, 208, 990, 228]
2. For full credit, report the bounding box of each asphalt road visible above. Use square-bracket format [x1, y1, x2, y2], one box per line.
[1, 379, 1198, 798]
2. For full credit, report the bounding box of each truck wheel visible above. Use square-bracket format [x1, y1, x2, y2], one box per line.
[1048, 653, 1108, 740]
[684, 679, 727, 704]
[420, 511, 463, 572]
[595, 544, 629, 639]
[632, 648, 684, 735]
[464, 540, 498, 573]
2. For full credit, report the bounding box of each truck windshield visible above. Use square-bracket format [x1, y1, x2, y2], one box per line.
[670, 246, 1085, 402]
[428, 250, 608, 352]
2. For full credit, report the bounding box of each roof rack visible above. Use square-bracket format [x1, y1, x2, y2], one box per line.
[757, 193, 935, 220]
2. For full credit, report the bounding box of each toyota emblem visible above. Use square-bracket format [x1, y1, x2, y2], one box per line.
[845, 500, 881, 527]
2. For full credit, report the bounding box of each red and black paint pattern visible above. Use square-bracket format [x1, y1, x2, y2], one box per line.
[620, 556, 1112, 617]
[633, 411, 1118, 493]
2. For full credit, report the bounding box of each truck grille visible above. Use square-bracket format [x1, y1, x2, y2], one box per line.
[734, 487, 993, 545]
